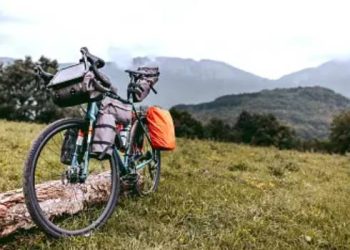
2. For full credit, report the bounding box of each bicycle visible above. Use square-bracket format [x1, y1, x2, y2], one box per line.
[23, 47, 162, 237]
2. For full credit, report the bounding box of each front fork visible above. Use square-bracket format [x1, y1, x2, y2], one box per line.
[68, 103, 97, 183]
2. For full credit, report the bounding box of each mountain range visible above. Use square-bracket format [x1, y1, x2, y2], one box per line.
[1, 56, 350, 108]
[101, 56, 350, 109]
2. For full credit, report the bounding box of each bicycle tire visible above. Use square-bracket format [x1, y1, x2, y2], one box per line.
[23, 118, 120, 238]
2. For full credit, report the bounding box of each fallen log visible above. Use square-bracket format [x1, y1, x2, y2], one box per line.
[0, 172, 137, 238]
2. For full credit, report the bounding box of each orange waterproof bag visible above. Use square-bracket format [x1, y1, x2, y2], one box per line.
[147, 107, 176, 150]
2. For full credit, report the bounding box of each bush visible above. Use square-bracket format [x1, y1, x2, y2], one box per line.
[170, 108, 205, 139]
[330, 111, 350, 154]
[234, 111, 297, 149]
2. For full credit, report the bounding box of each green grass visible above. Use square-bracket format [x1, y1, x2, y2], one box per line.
[1, 120, 350, 249]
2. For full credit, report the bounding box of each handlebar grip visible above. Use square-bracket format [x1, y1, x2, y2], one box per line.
[80, 47, 89, 54]
[34, 64, 54, 84]
[80, 47, 105, 68]
[90, 64, 112, 89]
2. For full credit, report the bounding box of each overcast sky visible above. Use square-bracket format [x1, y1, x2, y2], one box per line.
[0, 0, 349, 79]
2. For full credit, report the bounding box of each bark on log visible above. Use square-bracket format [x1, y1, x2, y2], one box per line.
[0, 172, 136, 238]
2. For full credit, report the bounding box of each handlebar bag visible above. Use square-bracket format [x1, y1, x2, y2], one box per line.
[47, 63, 102, 107]
[91, 113, 116, 158]
[130, 67, 159, 102]
[146, 106, 176, 150]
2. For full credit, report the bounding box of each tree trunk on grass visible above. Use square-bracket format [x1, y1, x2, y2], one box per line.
[0, 172, 135, 238]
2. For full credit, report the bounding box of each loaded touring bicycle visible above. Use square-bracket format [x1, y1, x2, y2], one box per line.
[23, 47, 176, 237]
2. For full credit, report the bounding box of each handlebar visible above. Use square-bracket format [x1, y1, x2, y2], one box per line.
[80, 47, 112, 91]
[35, 47, 158, 99]
[80, 47, 105, 68]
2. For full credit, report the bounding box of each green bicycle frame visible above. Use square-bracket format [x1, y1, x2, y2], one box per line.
[71, 94, 154, 182]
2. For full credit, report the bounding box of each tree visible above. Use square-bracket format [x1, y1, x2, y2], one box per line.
[170, 108, 204, 138]
[204, 118, 235, 141]
[330, 111, 350, 154]
[0, 56, 78, 123]
[234, 111, 297, 149]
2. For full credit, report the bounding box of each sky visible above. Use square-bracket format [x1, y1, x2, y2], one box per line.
[0, 0, 350, 79]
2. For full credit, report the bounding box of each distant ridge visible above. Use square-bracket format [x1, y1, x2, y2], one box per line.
[174, 86, 350, 139]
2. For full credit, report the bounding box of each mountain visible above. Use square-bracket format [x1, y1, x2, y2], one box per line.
[101, 57, 271, 108]
[276, 60, 350, 96]
[174, 87, 350, 139]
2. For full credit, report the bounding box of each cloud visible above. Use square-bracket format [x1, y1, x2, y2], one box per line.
[108, 47, 133, 69]
[0, 11, 22, 23]
[0, 0, 350, 78]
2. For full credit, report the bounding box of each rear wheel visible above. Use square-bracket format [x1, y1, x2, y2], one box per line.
[130, 120, 161, 195]
[23, 118, 120, 237]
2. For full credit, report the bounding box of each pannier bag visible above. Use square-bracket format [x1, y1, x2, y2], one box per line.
[47, 63, 102, 107]
[91, 113, 116, 158]
[130, 67, 159, 102]
[146, 106, 176, 150]
[60, 128, 78, 165]
[91, 97, 132, 157]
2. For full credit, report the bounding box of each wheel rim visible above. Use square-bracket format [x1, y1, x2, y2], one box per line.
[31, 122, 117, 234]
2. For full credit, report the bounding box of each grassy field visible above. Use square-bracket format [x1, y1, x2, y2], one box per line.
[1, 120, 350, 249]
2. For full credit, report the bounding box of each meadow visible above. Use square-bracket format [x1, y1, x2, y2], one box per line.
[0, 120, 350, 249]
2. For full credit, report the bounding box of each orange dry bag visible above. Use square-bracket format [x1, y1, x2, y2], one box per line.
[146, 106, 176, 150]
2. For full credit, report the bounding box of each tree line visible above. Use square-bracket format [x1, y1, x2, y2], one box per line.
[1, 56, 350, 154]
[170, 108, 350, 154]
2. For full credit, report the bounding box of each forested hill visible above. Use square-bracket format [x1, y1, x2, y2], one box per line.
[174, 86, 350, 139]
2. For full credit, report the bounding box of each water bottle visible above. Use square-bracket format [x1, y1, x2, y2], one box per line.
[119, 129, 128, 148]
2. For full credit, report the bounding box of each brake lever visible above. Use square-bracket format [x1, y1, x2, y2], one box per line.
[34, 64, 54, 87]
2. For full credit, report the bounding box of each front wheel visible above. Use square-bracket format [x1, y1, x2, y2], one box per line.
[23, 118, 120, 237]
[130, 120, 161, 196]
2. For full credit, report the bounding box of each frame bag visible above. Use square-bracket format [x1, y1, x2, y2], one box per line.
[91, 113, 116, 158]
[100, 97, 132, 125]
[146, 106, 176, 150]
[91, 97, 132, 157]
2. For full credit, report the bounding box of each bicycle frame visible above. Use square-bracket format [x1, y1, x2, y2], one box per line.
[70, 95, 154, 182]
